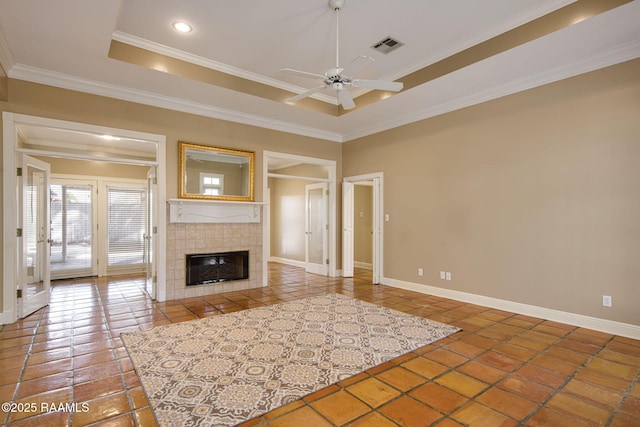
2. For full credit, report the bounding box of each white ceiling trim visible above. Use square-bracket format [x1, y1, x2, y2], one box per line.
[112, 31, 339, 106]
[343, 38, 640, 142]
[8, 64, 343, 142]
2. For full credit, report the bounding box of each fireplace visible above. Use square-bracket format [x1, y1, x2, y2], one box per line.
[186, 251, 249, 286]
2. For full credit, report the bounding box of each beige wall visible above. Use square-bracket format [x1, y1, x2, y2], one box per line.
[39, 157, 149, 179]
[268, 177, 306, 262]
[354, 184, 373, 265]
[0, 79, 342, 314]
[343, 59, 640, 326]
[268, 163, 330, 262]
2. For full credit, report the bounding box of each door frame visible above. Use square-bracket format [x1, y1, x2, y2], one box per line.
[263, 151, 337, 285]
[18, 154, 51, 318]
[49, 175, 99, 280]
[2, 112, 167, 324]
[343, 173, 384, 284]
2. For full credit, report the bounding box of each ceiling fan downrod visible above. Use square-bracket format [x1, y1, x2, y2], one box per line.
[329, 0, 345, 69]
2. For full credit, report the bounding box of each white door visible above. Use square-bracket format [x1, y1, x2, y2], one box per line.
[342, 182, 355, 278]
[371, 178, 382, 284]
[305, 182, 328, 275]
[19, 155, 51, 318]
[144, 168, 157, 299]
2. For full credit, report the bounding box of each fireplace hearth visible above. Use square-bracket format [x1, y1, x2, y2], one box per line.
[186, 251, 249, 286]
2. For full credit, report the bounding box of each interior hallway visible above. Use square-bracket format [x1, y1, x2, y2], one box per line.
[1, 263, 639, 426]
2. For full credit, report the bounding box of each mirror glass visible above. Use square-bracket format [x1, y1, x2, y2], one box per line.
[179, 141, 254, 201]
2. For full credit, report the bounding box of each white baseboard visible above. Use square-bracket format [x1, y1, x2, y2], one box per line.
[382, 277, 640, 340]
[0, 309, 16, 325]
[269, 257, 306, 269]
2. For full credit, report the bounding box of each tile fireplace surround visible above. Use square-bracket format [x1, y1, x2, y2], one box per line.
[165, 200, 263, 300]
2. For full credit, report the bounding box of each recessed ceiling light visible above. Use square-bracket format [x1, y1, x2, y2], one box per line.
[172, 21, 193, 33]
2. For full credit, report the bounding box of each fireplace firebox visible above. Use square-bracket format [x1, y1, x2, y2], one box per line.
[186, 251, 249, 286]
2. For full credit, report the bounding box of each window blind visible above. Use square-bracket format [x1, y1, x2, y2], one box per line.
[107, 186, 145, 267]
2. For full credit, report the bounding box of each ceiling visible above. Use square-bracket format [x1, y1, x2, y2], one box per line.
[0, 0, 639, 143]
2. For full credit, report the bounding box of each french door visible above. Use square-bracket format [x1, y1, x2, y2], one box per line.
[49, 177, 147, 278]
[50, 180, 97, 279]
[305, 182, 328, 275]
[18, 155, 51, 318]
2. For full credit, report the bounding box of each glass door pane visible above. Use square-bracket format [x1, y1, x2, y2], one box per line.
[305, 183, 328, 275]
[107, 186, 146, 271]
[145, 168, 157, 299]
[50, 182, 94, 278]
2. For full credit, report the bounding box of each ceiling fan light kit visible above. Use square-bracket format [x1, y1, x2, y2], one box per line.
[282, 0, 403, 110]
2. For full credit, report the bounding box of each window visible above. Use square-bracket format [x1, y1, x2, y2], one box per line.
[200, 173, 224, 196]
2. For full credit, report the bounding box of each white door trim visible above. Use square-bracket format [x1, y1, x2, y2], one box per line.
[2, 112, 167, 324]
[263, 151, 337, 284]
[343, 173, 384, 284]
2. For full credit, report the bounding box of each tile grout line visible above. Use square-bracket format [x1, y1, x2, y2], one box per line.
[604, 345, 640, 427]
[2, 306, 46, 426]
[411, 306, 575, 423]
[519, 332, 617, 426]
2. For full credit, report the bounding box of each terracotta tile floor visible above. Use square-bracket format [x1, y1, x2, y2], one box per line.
[1, 263, 639, 426]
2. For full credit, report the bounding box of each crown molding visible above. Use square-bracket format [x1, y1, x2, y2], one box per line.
[7, 30, 639, 145]
[111, 31, 338, 105]
[8, 64, 343, 143]
[342, 38, 640, 142]
[383, 0, 577, 83]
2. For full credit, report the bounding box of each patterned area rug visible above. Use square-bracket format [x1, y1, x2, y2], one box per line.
[121, 293, 460, 426]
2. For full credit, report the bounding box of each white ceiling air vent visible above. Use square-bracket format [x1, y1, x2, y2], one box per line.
[371, 36, 404, 54]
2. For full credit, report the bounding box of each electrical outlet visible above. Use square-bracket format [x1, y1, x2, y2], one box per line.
[418, 268, 423, 277]
[445, 272, 452, 281]
[602, 295, 612, 307]
[440, 271, 446, 280]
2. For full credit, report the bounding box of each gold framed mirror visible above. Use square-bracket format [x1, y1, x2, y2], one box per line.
[179, 141, 255, 201]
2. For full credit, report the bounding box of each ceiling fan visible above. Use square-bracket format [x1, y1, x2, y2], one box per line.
[281, 0, 403, 110]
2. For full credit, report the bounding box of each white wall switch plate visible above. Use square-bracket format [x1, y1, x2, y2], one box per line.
[445, 272, 452, 281]
[418, 268, 423, 276]
[602, 295, 612, 307]
[440, 271, 446, 280]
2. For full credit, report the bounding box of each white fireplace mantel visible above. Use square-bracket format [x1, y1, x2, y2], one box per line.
[168, 199, 262, 223]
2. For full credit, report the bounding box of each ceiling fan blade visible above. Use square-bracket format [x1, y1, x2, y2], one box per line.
[286, 85, 327, 103]
[280, 68, 326, 80]
[351, 79, 403, 92]
[338, 89, 355, 110]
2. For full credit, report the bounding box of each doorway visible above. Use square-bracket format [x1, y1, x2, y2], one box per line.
[3, 112, 167, 323]
[343, 173, 383, 284]
[263, 151, 337, 284]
